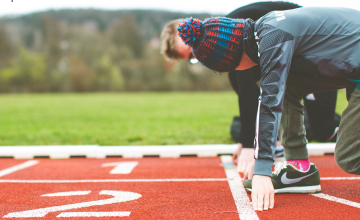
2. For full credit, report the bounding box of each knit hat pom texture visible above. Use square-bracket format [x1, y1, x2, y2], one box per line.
[177, 17, 203, 47]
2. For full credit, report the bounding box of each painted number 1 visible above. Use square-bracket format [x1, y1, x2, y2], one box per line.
[4, 190, 141, 218]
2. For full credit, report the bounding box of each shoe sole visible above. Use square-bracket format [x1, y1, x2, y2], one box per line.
[245, 185, 321, 194]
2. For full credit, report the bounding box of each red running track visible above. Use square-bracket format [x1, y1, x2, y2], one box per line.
[0, 156, 359, 219]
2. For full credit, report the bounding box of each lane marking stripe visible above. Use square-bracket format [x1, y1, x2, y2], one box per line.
[221, 156, 259, 220]
[0, 160, 39, 177]
[311, 193, 360, 208]
[57, 212, 131, 217]
[41, 191, 91, 197]
[0, 178, 229, 183]
[321, 177, 360, 180]
[102, 162, 138, 174]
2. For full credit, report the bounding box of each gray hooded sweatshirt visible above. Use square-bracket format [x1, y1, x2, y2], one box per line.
[253, 7, 360, 177]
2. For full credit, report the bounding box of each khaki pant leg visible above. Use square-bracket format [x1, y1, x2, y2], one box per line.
[279, 84, 308, 160]
[280, 75, 347, 160]
[335, 85, 360, 174]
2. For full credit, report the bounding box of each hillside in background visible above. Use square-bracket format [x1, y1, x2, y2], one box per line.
[3, 9, 216, 41]
[0, 9, 232, 93]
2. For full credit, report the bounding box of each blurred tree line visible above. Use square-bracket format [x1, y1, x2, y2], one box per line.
[0, 9, 231, 93]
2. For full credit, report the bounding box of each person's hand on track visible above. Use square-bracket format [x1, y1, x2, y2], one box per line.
[242, 157, 255, 183]
[232, 143, 243, 165]
[232, 143, 255, 173]
[236, 147, 254, 173]
[251, 175, 274, 211]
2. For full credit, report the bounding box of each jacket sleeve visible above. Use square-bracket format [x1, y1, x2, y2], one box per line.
[253, 24, 296, 177]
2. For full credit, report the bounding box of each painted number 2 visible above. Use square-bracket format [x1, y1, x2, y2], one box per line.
[4, 190, 141, 218]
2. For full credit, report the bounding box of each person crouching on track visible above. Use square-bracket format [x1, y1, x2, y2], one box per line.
[176, 7, 360, 211]
[160, 1, 341, 176]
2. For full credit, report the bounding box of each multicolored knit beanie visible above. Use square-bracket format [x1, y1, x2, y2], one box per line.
[178, 17, 256, 72]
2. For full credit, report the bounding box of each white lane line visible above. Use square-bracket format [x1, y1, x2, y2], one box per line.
[0, 178, 229, 183]
[42, 191, 91, 197]
[0, 160, 39, 177]
[102, 162, 138, 174]
[221, 156, 259, 220]
[311, 193, 360, 208]
[321, 177, 360, 180]
[57, 212, 131, 217]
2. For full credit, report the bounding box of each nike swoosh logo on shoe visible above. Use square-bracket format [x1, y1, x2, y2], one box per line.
[281, 171, 316, 185]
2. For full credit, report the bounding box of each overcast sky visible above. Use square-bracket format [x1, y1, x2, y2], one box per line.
[1, 0, 360, 17]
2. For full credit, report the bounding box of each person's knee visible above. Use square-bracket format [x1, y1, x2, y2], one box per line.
[335, 152, 360, 175]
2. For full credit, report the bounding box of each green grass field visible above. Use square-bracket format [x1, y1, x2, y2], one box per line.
[0, 90, 348, 146]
